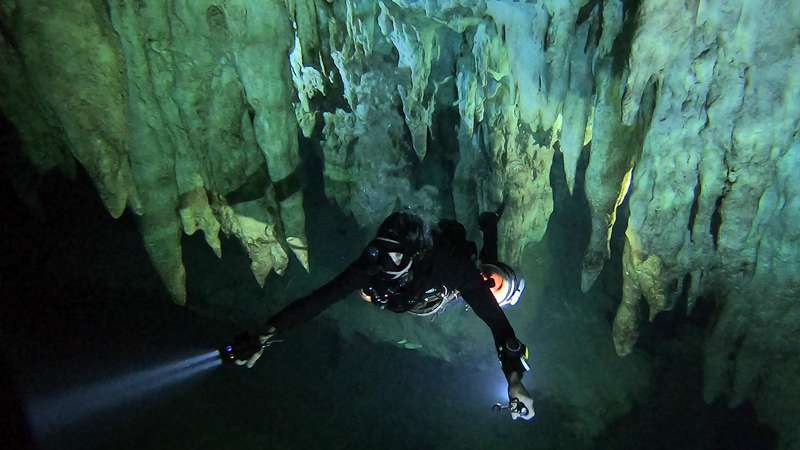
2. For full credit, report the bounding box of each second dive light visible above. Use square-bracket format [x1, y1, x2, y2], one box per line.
[219, 332, 282, 364]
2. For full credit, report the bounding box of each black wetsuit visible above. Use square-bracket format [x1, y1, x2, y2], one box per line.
[266, 219, 525, 377]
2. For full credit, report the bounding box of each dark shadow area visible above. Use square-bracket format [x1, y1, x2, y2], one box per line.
[0, 357, 37, 450]
[601, 318, 778, 450]
[547, 146, 594, 281]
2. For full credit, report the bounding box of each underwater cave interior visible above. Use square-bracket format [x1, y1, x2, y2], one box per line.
[1, 1, 798, 449]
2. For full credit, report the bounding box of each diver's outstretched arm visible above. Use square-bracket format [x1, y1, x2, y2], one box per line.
[235, 249, 375, 368]
[266, 261, 371, 332]
[459, 264, 534, 420]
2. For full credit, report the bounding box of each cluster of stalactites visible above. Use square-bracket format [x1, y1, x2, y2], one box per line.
[314, 0, 610, 262]
[611, 0, 800, 358]
[609, 3, 799, 442]
[0, 0, 620, 305]
[0, 0, 318, 304]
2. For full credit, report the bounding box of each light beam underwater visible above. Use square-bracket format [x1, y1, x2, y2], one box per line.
[26, 350, 221, 436]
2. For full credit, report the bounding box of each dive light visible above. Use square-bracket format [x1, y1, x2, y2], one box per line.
[219, 332, 281, 364]
[492, 398, 530, 417]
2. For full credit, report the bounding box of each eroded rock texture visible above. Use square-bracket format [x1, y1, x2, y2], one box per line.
[1, 0, 798, 446]
[1, 0, 311, 304]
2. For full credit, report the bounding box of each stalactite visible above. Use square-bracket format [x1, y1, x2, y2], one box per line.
[6, 0, 138, 218]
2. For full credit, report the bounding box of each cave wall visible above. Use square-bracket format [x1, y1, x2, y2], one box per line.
[1, 0, 798, 446]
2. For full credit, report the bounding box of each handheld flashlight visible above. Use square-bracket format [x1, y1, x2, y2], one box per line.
[492, 398, 530, 417]
[219, 332, 281, 364]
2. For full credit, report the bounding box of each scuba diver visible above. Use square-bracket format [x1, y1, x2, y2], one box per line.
[225, 209, 534, 420]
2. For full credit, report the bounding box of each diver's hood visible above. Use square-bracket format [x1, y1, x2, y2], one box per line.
[369, 211, 427, 278]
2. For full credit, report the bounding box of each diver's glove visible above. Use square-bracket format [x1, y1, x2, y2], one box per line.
[507, 376, 535, 421]
[499, 336, 534, 420]
[478, 212, 499, 231]
[478, 203, 505, 230]
[233, 326, 279, 368]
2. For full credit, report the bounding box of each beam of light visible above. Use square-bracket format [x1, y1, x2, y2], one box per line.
[493, 378, 510, 403]
[485, 374, 535, 404]
[26, 350, 221, 437]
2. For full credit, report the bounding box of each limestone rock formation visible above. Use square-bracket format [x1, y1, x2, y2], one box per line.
[1, 0, 310, 304]
[1, 0, 798, 446]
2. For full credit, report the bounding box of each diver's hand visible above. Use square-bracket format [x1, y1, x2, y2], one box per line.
[508, 380, 535, 420]
[234, 327, 277, 368]
[478, 204, 505, 229]
[478, 211, 500, 230]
